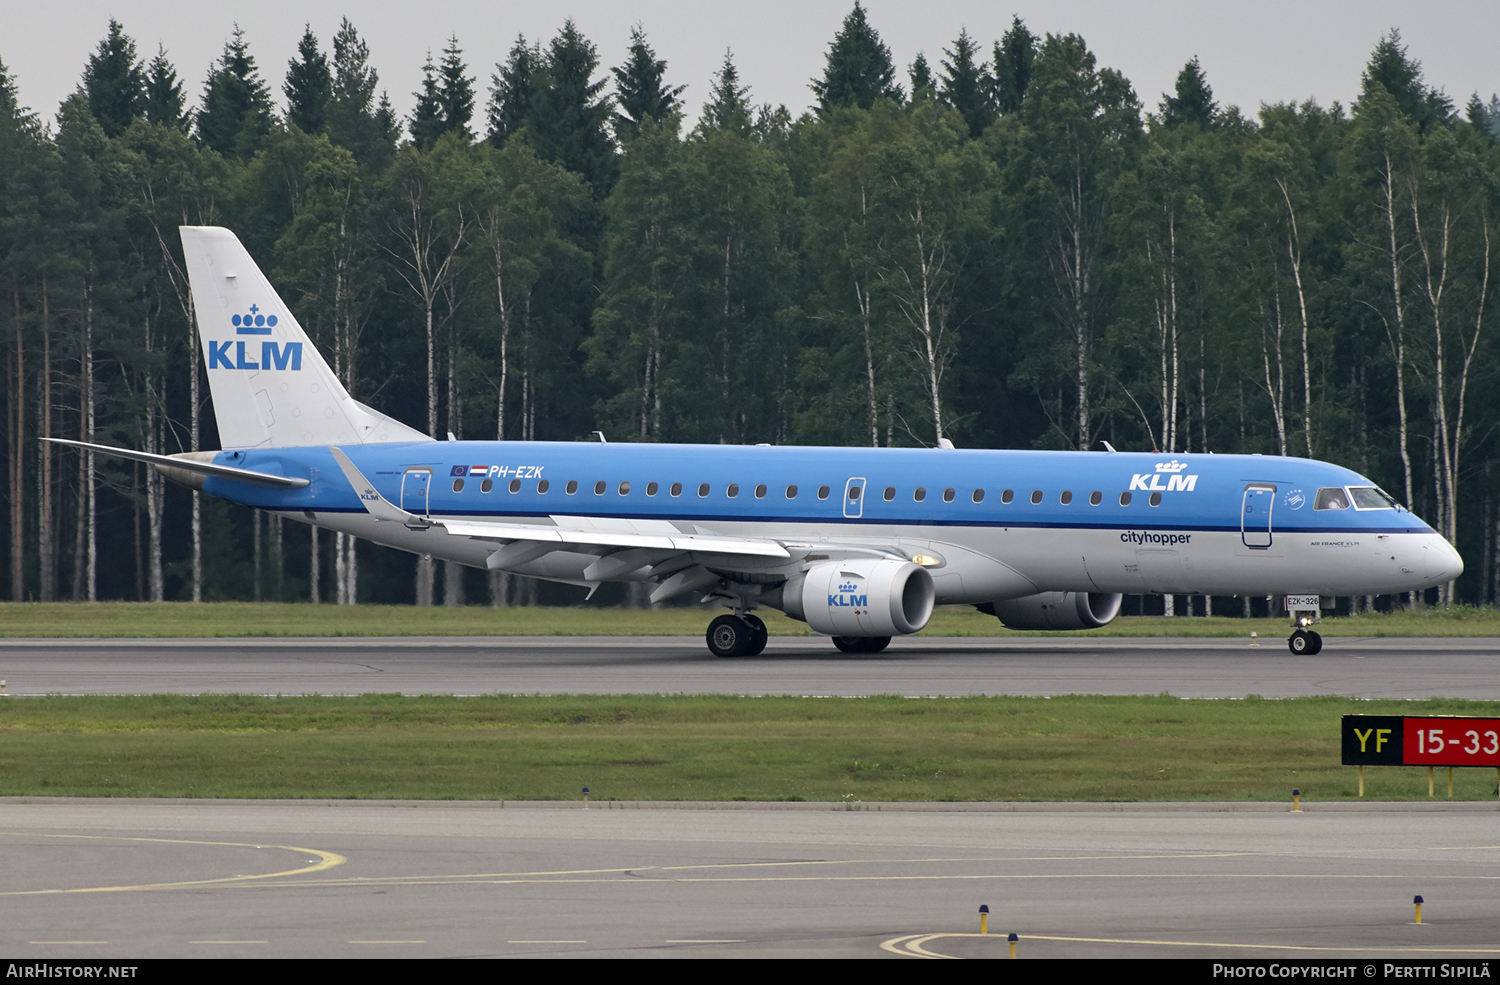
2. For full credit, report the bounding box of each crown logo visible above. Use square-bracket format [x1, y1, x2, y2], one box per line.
[1154, 460, 1188, 473]
[232, 303, 278, 334]
[838, 581, 859, 592]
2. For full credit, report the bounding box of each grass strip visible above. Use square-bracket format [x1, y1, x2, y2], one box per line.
[2, 693, 1498, 802]
[5, 601, 1500, 638]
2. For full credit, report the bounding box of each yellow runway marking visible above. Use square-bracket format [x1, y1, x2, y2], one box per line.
[881, 932, 1500, 959]
[0, 831, 344, 896]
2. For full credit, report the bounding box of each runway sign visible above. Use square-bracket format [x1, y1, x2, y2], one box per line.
[1342, 715, 1500, 767]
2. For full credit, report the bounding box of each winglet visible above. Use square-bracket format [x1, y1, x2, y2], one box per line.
[328, 446, 428, 526]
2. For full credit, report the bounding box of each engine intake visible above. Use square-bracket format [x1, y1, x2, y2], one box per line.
[775, 559, 935, 637]
[989, 591, 1123, 631]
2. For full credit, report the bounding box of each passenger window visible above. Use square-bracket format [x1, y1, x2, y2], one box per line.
[1119, 491, 1132, 506]
[481, 478, 493, 494]
[698, 483, 710, 498]
[1030, 490, 1043, 505]
[786, 485, 798, 499]
[509, 479, 521, 493]
[452, 478, 465, 492]
[1089, 491, 1102, 506]
[727, 483, 739, 498]
[913, 487, 926, 502]
[566, 480, 578, 495]
[883, 487, 895, 501]
[817, 485, 830, 500]
[594, 480, 606, 495]
[646, 482, 658, 496]
[942, 488, 955, 503]
[754, 484, 767, 499]
[537, 479, 549, 494]
[1149, 491, 1162, 507]
[618, 481, 630, 495]
[1314, 487, 1351, 510]
[670, 482, 682, 497]
[848, 486, 861, 501]
[972, 489, 984, 503]
[1060, 490, 1073, 505]
[1001, 489, 1014, 504]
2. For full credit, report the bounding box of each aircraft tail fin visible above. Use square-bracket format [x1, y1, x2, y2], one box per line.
[179, 226, 430, 449]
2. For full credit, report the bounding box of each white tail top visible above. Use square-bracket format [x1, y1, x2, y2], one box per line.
[179, 226, 430, 449]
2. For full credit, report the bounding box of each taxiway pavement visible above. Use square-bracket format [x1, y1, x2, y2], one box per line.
[1, 798, 1496, 960]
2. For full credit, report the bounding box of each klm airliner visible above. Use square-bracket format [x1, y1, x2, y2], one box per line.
[53, 227, 1463, 657]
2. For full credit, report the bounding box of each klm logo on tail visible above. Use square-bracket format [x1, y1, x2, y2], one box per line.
[210, 305, 301, 371]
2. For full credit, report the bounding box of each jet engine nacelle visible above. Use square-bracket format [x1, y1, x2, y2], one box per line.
[777, 558, 935, 637]
[990, 591, 1123, 631]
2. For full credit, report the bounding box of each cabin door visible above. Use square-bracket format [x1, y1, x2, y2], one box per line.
[402, 467, 433, 519]
[1240, 483, 1275, 549]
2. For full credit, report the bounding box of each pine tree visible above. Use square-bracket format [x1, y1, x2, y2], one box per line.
[1160, 56, 1217, 129]
[83, 18, 145, 137]
[909, 53, 934, 100]
[810, 2, 903, 114]
[612, 25, 684, 140]
[1358, 29, 1453, 133]
[437, 37, 475, 142]
[940, 28, 994, 139]
[142, 46, 189, 131]
[701, 51, 752, 136]
[993, 16, 1037, 115]
[284, 25, 332, 134]
[532, 20, 616, 197]
[487, 35, 542, 149]
[196, 26, 272, 160]
[1466, 92, 1500, 140]
[409, 53, 444, 150]
[328, 19, 398, 172]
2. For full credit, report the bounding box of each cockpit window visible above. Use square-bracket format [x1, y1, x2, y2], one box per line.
[1348, 486, 1399, 510]
[1313, 487, 1351, 511]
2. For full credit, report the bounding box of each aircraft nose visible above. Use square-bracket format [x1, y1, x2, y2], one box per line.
[1426, 536, 1464, 583]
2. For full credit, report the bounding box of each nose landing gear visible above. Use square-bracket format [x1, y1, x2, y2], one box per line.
[1285, 599, 1324, 654]
[1288, 629, 1322, 655]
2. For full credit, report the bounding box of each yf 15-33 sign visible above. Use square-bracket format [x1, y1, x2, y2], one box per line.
[1342, 715, 1500, 767]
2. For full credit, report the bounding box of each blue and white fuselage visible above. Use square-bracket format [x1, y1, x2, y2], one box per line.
[200, 441, 1459, 604]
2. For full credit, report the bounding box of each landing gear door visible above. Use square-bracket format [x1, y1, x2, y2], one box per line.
[843, 477, 866, 519]
[1241, 483, 1275, 549]
[401, 467, 432, 523]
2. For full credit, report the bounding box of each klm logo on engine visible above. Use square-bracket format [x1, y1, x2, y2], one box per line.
[209, 305, 301, 371]
[828, 580, 867, 608]
[1129, 459, 1198, 492]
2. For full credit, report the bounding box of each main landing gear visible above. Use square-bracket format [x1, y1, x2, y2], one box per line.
[706, 613, 769, 657]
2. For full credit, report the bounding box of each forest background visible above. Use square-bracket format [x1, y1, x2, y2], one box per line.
[4, 5, 1500, 613]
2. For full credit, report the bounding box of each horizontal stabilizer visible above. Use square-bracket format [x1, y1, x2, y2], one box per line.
[44, 438, 309, 488]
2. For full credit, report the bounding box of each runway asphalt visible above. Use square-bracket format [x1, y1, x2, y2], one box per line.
[1, 634, 1498, 698]
[2, 798, 1497, 960]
